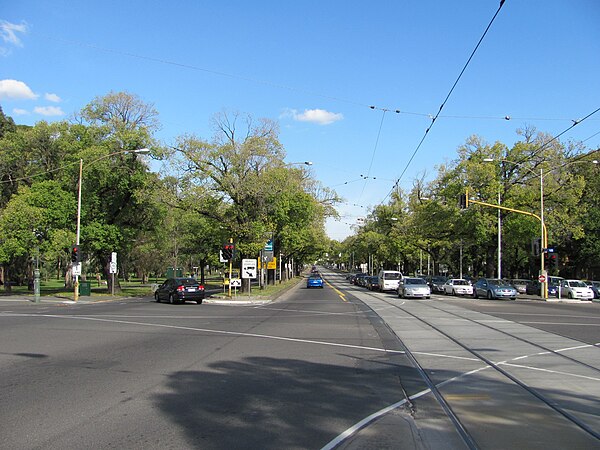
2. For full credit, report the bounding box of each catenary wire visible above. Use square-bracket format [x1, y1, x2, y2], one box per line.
[381, 0, 507, 204]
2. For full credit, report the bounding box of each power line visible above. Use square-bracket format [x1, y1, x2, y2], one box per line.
[382, 0, 507, 204]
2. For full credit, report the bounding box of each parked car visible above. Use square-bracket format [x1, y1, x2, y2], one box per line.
[155, 277, 205, 304]
[307, 273, 324, 288]
[525, 279, 560, 296]
[510, 279, 529, 294]
[365, 276, 380, 291]
[585, 280, 600, 299]
[377, 270, 402, 292]
[355, 273, 370, 287]
[352, 273, 368, 286]
[397, 277, 431, 299]
[428, 276, 448, 294]
[557, 279, 594, 300]
[472, 278, 517, 300]
[443, 278, 473, 296]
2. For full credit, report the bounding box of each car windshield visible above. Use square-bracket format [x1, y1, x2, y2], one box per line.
[384, 273, 401, 280]
[568, 280, 587, 287]
[309, 275, 322, 280]
[454, 280, 469, 285]
[406, 278, 426, 285]
[432, 277, 446, 283]
[489, 279, 511, 287]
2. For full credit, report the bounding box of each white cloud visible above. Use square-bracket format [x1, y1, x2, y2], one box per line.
[45, 93, 61, 103]
[34, 106, 64, 117]
[12, 108, 29, 115]
[0, 20, 28, 55]
[283, 108, 343, 126]
[0, 79, 38, 100]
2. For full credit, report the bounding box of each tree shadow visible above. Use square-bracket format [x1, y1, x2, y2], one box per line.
[153, 356, 410, 449]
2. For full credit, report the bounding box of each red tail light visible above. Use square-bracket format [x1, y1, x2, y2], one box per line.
[177, 285, 185, 292]
[199, 285, 205, 290]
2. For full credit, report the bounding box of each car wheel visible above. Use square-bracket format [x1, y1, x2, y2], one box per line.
[452, 289, 456, 296]
[196, 299, 202, 305]
[169, 294, 175, 304]
[155, 292, 160, 303]
[568, 292, 573, 299]
[487, 291, 493, 300]
[472, 290, 478, 299]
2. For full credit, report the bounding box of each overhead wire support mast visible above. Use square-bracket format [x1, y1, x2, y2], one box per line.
[382, 0, 507, 204]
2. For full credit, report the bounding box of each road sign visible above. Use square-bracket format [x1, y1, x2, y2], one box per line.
[242, 259, 257, 279]
[538, 274, 546, 283]
[72, 262, 81, 276]
[111, 252, 117, 264]
[219, 250, 228, 263]
[109, 261, 117, 274]
[258, 257, 277, 270]
[230, 278, 242, 287]
[264, 239, 273, 252]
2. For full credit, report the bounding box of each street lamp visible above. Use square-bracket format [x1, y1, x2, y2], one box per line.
[286, 161, 313, 166]
[73, 148, 150, 301]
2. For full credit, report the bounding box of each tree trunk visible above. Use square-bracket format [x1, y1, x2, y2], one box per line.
[103, 258, 121, 293]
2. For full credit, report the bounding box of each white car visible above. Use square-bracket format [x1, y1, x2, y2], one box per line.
[557, 279, 594, 300]
[443, 279, 473, 296]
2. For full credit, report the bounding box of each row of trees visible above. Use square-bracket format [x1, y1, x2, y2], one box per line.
[327, 129, 600, 281]
[0, 93, 338, 292]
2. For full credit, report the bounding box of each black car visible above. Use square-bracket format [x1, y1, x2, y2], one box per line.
[365, 276, 380, 291]
[155, 277, 205, 304]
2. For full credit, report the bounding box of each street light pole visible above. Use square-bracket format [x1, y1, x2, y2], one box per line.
[73, 148, 150, 301]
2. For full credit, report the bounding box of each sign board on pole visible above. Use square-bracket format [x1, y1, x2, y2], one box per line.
[72, 262, 82, 276]
[242, 259, 257, 279]
[264, 239, 273, 252]
[219, 250, 228, 263]
[111, 252, 117, 264]
[230, 278, 242, 287]
[258, 257, 277, 270]
[109, 261, 117, 274]
[538, 274, 546, 283]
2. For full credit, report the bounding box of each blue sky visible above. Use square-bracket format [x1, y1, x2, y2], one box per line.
[2, 1, 599, 240]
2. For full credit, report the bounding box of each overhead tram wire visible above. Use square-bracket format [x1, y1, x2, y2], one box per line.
[359, 109, 388, 199]
[381, 0, 507, 204]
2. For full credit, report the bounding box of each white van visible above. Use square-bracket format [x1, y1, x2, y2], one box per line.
[377, 270, 403, 292]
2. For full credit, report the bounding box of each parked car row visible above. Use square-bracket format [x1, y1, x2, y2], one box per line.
[345, 271, 598, 302]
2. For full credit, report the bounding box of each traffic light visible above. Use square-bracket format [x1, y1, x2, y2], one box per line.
[459, 193, 468, 209]
[549, 253, 558, 269]
[222, 243, 234, 260]
[71, 245, 80, 263]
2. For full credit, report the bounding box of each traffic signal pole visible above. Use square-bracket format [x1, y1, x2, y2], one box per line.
[464, 189, 549, 299]
[228, 238, 233, 298]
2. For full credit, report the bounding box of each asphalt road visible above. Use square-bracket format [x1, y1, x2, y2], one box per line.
[1, 273, 599, 449]
[0, 280, 435, 449]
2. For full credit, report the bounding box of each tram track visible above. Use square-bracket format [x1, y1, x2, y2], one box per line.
[331, 274, 600, 447]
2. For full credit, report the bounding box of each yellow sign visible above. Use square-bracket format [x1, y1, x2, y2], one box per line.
[258, 257, 277, 270]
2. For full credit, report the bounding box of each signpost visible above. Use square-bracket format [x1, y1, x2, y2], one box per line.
[538, 274, 546, 283]
[110, 252, 117, 296]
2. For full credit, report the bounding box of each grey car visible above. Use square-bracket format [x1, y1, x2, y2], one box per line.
[472, 278, 517, 300]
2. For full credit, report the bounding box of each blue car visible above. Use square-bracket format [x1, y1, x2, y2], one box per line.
[307, 274, 324, 288]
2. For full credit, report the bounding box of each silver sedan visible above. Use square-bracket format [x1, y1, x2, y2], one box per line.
[398, 277, 431, 299]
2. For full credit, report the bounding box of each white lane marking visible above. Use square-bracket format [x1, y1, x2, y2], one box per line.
[320, 388, 432, 450]
[499, 362, 600, 381]
[0, 313, 405, 355]
[412, 351, 480, 362]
